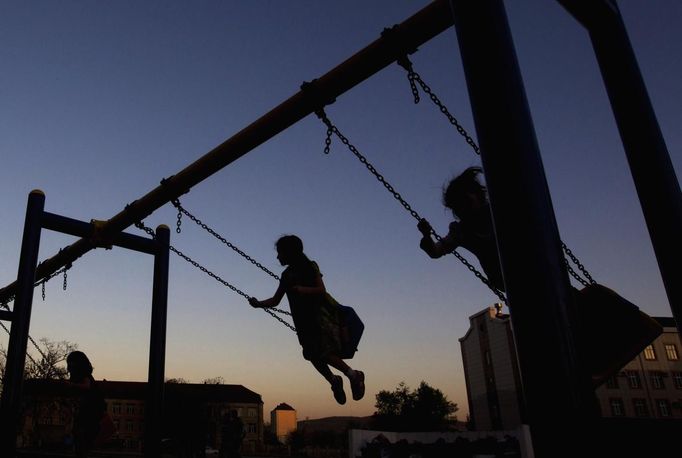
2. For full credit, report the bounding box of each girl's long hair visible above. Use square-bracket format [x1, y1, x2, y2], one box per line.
[442, 166, 487, 220]
[276, 235, 314, 275]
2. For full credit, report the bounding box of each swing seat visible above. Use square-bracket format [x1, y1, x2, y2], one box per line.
[571, 284, 663, 387]
[337, 304, 364, 359]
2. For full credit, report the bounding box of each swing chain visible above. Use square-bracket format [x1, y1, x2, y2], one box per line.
[564, 259, 590, 287]
[397, 56, 480, 155]
[323, 124, 333, 155]
[316, 109, 420, 221]
[1, 271, 68, 361]
[171, 200, 281, 281]
[134, 221, 296, 332]
[0, 320, 40, 366]
[561, 242, 596, 286]
[447, 246, 507, 303]
[315, 109, 507, 304]
[262, 307, 298, 332]
[397, 56, 420, 104]
[37, 264, 72, 301]
[173, 199, 183, 233]
[400, 56, 595, 295]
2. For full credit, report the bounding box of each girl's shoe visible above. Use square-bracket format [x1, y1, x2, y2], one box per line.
[331, 376, 346, 405]
[350, 370, 365, 401]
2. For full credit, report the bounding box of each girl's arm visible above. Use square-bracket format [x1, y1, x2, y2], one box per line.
[418, 219, 458, 258]
[249, 282, 286, 309]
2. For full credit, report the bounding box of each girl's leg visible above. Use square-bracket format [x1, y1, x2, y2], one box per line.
[310, 359, 335, 383]
[310, 358, 346, 405]
[325, 355, 365, 401]
[324, 355, 351, 374]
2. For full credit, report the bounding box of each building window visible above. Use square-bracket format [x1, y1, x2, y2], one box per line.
[113, 403, 122, 415]
[627, 371, 642, 389]
[665, 344, 679, 361]
[643, 345, 657, 360]
[126, 404, 135, 415]
[673, 372, 682, 389]
[651, 371, 665, 390]
[609, 398, 624, 417]
[114, 420, 120, 431]
[247, 423, 256, 434]
[236, 408, 243, 417]
[248, 408, 256, 417]
[633, 399, 649, 417]
[126, 420, 134, 432]
[605, 376, 619, 389]
[656, 399, 671, 418]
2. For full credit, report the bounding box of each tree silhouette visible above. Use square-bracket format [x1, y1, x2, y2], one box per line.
[0, 338, 77, 391]
[373, 381, 457, 432]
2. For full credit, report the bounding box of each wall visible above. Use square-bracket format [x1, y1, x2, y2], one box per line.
[348, 425, 534, 458]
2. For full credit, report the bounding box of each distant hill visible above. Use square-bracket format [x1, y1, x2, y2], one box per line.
[298, 416, 375, 433]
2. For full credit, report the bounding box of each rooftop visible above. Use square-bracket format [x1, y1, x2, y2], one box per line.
[24, 379, 263, 404]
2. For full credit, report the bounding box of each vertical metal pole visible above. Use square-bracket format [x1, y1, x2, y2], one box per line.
[449, 0, 596, 454]
[0, 190, 45, 455]
[586, 6, 682, 335]
[145, 225, 170, 458]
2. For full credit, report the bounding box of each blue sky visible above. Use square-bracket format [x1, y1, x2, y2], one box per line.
[1, 1, 680, 420]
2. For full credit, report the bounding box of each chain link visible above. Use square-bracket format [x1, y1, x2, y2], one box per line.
[173, 199, 183, 233]
[316, 109, 507, 304]
[397, 57, 420, 104]
[1, 298, 49, 361]
[407, 73, 420, 104]
[397, 56, 480, 155]
[562, 242, 595, 286]
[37, 264, 71, 301]
[564, 259, 590, 288]
[134, 221, 296, 332]
[323, 125, 333, 155]
[171, 200, 280, 281]
[0, 320, 39, 366]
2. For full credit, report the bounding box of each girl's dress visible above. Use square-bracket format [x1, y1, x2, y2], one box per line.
[281, 260, 341, 360]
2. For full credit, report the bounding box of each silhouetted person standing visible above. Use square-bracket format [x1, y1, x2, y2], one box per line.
[66, 351, 106, 458]
[220, 410, 244, 458]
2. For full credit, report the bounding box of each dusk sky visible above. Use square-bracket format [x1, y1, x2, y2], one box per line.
[1, 1, 680, 421]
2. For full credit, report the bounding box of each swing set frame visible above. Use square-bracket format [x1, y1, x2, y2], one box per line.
[1, 0, 680, 456]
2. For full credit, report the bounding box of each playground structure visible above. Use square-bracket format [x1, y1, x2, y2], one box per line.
[1, 1, 680, 456]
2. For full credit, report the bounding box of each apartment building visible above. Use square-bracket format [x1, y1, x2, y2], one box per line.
[459, 305, 681, 430]
[596, 317, 682, 419]
[20, 379, 263, 453]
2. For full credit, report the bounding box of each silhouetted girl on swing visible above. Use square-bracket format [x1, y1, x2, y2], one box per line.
[417, 166, 663, 388]
[248, 235, 365, 405]
[417, 166, 505, 292]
